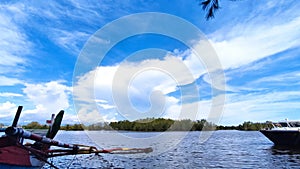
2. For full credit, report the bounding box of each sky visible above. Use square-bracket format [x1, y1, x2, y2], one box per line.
[0, 0, 300, 126]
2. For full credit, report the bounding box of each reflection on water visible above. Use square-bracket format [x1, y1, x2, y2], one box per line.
[272, 145, 300, 154]
[42, 130, 300, 168]
[270, 146, 300, 168]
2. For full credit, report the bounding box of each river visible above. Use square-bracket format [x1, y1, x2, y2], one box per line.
[42, 130, 300, 168]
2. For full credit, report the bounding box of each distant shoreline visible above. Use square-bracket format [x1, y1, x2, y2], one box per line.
[13, 119, 271, 132]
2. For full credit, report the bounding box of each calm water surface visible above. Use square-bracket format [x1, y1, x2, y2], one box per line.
[42, 130, 300, 168]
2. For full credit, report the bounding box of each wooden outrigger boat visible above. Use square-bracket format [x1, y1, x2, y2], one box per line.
[0, 106, 152, 169]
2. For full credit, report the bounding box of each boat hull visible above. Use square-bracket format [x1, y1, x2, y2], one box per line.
[0, 164, 41, 169]
[260, 130, 300, 147]
[0, 137, 44, 168]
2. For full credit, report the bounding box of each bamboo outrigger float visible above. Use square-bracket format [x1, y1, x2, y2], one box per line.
[0, 106, 152, 169]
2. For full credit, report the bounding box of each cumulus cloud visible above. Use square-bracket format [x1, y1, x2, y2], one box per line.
[21, 81, 73, 122]
[73, 10, 300, 125]
[2, 0, 296, 126]
[73, 50, 208, 123]
[0, 101, 18, 118]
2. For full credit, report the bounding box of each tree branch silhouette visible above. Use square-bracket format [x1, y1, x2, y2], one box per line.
[200, 0, 240, 20]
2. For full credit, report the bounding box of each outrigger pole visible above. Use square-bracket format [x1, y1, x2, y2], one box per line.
[5, 127, 78, 149]
[5, 127, 152, 156]
[4, 106, 152, 158]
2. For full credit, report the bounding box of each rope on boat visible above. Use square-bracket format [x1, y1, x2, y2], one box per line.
[65, 154, 80, 169]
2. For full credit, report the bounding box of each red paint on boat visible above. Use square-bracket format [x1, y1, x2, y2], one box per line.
[0, 145, 32, 166]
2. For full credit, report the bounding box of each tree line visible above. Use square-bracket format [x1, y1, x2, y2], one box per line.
[20, 119, 272, 131]
[109, 118, 216, 131]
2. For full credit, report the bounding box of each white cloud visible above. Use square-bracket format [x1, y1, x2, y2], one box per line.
[97, 103, 115, 110]
[220, 91, 300, 125]
[21, 0, 153, 56]
[77, 106, 104, 124]
[209, 16, 300, 70]
[73, 66, 118, 104]
[73, 51, 208, 123]
[72, 22, 300, 123]
[0, 76, 23, 86]
[9, 0, 295, 126]
[61, 114, 80, 124]
[0, 3, 31, 74]
[251, 71, 300, 85]
[0, 92, 23, 97]
[22, 81, 72, 121]
[49, 29, 90, 55]
[0, 101, 18, 118]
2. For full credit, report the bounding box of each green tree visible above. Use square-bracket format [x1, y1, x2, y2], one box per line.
[23, 121, 43, 129]
[192, 119, 207, 131]
[170, 119, 194, 131]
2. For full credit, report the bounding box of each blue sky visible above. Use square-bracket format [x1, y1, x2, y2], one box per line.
[0, 0, 300, 125]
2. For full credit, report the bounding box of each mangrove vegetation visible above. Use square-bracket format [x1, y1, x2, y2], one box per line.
[19, 119, 272, 131]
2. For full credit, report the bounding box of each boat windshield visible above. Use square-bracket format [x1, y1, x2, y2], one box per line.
[275, 122, 288, 127]
[289, 122, 300, 127]
[274, 122, 300, 128]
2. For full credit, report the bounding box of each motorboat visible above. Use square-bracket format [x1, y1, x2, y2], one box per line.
[260, 119, 300, 147]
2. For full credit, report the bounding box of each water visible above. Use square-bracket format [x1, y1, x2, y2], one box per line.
[42, 130, 300, 168]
